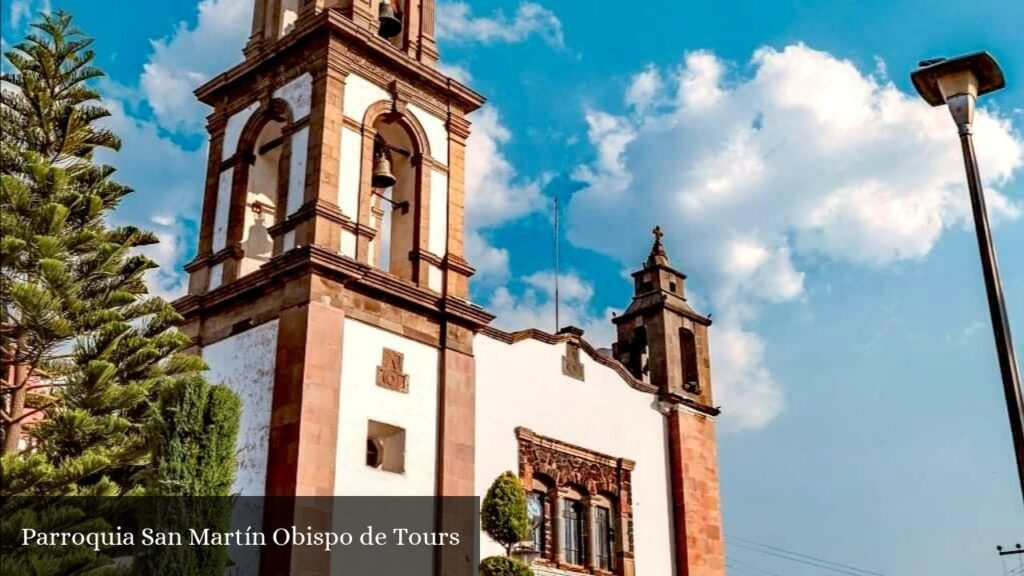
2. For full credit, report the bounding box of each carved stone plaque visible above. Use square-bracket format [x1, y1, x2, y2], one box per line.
[376, 348, 409, 393]
[561, 342, 585, 381]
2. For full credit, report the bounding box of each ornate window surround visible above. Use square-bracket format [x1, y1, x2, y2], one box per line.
[516, 427, 636, 575]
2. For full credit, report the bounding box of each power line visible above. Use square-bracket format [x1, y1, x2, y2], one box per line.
[728, 556, 786, 576]
[727, 535, 884, 576]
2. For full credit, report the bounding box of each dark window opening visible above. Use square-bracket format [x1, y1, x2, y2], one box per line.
[366, 437, 382, 468]
[528, 491, 547, 554]
[680, 328, 701, 394]
[563, 500, 586, 565]
[596, 506, 615, 571]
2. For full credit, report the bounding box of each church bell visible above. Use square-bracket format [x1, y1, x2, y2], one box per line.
[378, 0, 403, 39]
[372, 138, 397, 189]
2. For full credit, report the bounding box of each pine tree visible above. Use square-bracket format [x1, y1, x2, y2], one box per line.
[1, 11, 243, 573]
[0, 9, 216, 496]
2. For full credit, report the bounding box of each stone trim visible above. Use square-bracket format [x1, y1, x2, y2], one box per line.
[175, 246, 494, 348]
[196, 11, 484, 116]
[516, 428, 636, 576]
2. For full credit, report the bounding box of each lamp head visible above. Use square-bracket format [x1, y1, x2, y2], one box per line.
[911, 51, 1005, 106]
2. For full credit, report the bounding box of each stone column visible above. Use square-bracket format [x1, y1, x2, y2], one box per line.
[261, 273, 345, 574]
[586, 499, 597, 569]
[666, 406, 725, 576]
[554, 493, 566, 564]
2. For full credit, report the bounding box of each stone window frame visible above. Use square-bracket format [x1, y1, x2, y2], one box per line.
[516, 427, 635, 575]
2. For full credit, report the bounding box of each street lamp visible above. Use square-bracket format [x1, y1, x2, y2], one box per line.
[911, 52, 1024, 505]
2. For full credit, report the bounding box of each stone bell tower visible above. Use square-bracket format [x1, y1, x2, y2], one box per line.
[612, 227, 726, 576]
[175, 1, 491, 571]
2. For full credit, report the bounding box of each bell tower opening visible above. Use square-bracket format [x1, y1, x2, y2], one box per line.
[239, 118, 286, 277]
[370, 117, 417, 281]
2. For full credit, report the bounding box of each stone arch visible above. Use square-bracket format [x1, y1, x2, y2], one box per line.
[228, 97, 297, 279]
[357, 100, 433, 282]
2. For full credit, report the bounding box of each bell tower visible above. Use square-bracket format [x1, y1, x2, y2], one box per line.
[613, 227, 726, 576]
[176, 0, 491, 571]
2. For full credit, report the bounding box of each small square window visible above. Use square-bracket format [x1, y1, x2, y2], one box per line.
[366, 420, 406, 474]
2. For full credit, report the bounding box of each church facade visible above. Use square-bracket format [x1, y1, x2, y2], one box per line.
[174, 1, 725, 574]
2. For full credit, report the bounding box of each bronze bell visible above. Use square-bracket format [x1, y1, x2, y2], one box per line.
[372, 148, 397, 189]
[378, 0, 402, 39]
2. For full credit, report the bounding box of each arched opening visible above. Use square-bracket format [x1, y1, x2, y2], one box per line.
[239, 118, 286, 277]
[630, 325, 649, 382]
[280, 0, 299, 36]
[593, 493, 618, 572]
[529, 474, 555, 557]
[679, 327, 701, 394]
[370, 116, 417, 282]
[561, 485, 587, 566]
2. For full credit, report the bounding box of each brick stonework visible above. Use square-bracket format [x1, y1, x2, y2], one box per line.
[667, 408, 725, 576]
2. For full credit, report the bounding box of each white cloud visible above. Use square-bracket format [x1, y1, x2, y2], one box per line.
[8, 0, 50, 31]
[486, 271, 617, 346]
[464, 106, 551, 283]
[438, 62, 473, 84]
[92, 0, 251, 298]
[140, 0, 251, 134]
[569, 44, 1024, 430]
[625, 65, 662, 113]
[437, 2, 563, 47]
[96, 97, 207, 300]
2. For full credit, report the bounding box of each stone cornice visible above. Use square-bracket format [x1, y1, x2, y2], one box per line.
[175, 245, 494, 331]
[480, 326, 660, 396]
[195, 10, 485, 115]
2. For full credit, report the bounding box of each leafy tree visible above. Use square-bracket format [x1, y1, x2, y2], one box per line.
[131, 376, 240, 576]
[481, 471, 531, 556]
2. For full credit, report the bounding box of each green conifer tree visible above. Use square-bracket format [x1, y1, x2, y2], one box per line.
[0, 12, 241, 574]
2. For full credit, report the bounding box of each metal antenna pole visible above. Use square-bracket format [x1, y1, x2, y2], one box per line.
[959, 124, 1024, 505]
[554, 193, 560, 333]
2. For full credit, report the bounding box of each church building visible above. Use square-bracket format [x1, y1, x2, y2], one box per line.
[174, 1, 726, 574]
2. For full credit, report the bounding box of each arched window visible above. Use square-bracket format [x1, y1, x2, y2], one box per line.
[593, 494, 617, 571]
[561, 487, 586, 566]
[239, 119, 286, 277]
[679, 327, 701, 394]
[370, 117, 418, 282]
[630, 325, 649, 382]
[528, 475, 554, 557]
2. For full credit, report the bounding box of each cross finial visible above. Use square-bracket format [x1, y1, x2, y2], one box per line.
[652, 225, 666, 254]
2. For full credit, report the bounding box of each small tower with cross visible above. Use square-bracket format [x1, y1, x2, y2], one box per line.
[612, 226, 725, 576]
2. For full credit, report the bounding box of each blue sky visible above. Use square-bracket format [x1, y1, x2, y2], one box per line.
[4, 0, 1024, 573]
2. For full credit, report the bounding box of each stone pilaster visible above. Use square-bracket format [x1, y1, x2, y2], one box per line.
[666, 407, 725, 576]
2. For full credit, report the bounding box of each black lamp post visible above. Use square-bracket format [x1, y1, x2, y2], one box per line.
[911, 52, 1024, 505]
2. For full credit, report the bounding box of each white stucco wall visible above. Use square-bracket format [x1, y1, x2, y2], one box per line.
[428, 169, 448, 257]
[338, 127, 362, 220]
[407, 103, 447, 165]
[222, 101, 260, 160]
[343, 73, 389, 121]
[274, 72, 312, 121]
[208, 263, 224, 290]
[286, 127, 309, 216]
[203, 320, 279, 496]
[212, 169, 233, 253]
[335, 318, 440, 496]
[474, 336, 675, 575]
